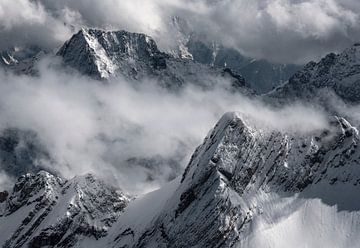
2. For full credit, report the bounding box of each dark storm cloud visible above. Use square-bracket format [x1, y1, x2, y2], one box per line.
[1, 0, 360, 63]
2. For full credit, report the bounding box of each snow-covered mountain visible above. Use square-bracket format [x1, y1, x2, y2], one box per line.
[103, 112, 360, 248]
[57, 28, 250, 92]
[2, 112, 360, 247]
[0, 171, 130, 248]
[268, 43, 360, 104]
[57, 28, 167, 80]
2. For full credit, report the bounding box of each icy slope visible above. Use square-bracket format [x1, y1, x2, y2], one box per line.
[0, 171, 130, 248]
[268, 43, 360, 104]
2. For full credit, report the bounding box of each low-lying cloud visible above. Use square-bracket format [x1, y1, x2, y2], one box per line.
[0, 57, 330, 194]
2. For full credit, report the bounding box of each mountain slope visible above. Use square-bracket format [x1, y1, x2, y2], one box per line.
[268, 43, 360, 104]
[57, 28, 167, 80]
[57, 28, 250, 92]
[0, 171, 130, 248]
[104, 112, 360, 247]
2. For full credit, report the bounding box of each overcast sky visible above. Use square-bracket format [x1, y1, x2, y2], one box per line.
[1, 0, 360, 64]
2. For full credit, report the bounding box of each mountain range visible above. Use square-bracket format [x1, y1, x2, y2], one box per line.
[0, 26, 300, 95]
[1, 27, 360, 247]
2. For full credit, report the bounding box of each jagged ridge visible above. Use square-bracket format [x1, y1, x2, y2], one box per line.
[105, 112, 360, 247]
[268, 43, 360, 104]
[0, 171, 130, 248]
[57, 28, 250, 92]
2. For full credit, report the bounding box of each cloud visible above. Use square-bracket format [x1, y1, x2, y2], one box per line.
[172, 0, 360, 63]
[0, 0, 73, 50]
[0, 57, 329, 194]
[1, 0, 360, 63]
[0, 170, 13, 191]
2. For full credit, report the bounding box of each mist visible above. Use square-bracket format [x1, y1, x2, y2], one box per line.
[0, 57, 331, 194]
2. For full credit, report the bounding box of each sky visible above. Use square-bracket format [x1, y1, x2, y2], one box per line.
[0, 0, 360, 64]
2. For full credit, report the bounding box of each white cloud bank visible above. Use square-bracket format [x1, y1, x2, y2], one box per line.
[0, 58, 330, 194]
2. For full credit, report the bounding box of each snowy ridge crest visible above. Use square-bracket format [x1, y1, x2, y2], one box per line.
[107, 112, 360, 247]
[268, 43, 360, 104]
[0, 171, 130, 248]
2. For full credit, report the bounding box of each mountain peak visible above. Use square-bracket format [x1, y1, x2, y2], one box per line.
[57, 28, 166, 79]
[181, 112, 360, 194]
[108, 111, 360, 247]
